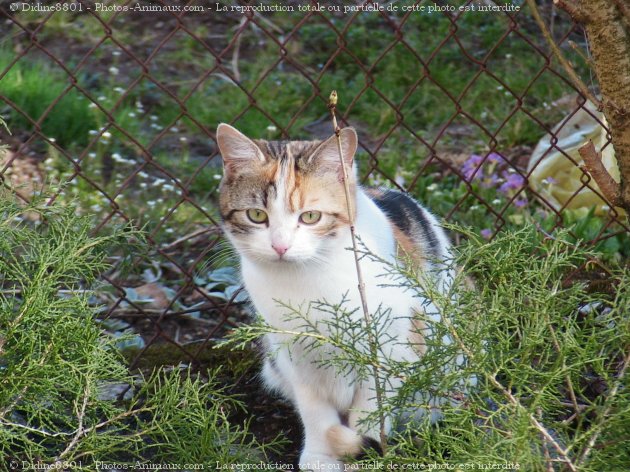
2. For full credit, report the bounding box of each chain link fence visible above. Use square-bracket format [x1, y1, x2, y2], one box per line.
[1, 0, 628, 370]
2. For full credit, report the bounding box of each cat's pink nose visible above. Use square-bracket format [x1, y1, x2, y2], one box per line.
[272, 243, 289, 256]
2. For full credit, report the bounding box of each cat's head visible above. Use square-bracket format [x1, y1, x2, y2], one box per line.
[216, 123, 358, 264]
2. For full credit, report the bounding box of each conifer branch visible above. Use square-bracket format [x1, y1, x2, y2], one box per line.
[578, 347, 630, 465]
[328, 90, 388, 453]
[439, 312, 579, 471]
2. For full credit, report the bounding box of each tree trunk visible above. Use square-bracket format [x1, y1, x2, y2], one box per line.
[557, 0, 630, 214]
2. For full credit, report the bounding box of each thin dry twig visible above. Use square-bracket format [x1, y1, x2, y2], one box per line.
[231, 16, 248, 82]
[160, 226, 221, 251]
[527, 0, 601, 109]
[578, 139, 622, 207]
[567, 40, 594, 68]
[55, 385, 90, 461]
[328, 90, 388, 453]
[539, 407, 554, 472]
[553, 0, 589, 23]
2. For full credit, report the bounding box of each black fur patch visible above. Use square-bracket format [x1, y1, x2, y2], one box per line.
[370, 189, 440, 257]
[356, 436, 384, 459]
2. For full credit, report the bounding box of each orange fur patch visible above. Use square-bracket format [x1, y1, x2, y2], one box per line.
[326, 424, 363, 458]
[392, 225, 426, 271]
[409, 311, 427, 356]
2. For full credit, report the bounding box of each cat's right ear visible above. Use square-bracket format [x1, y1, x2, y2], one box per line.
[216, 123, 266, 172]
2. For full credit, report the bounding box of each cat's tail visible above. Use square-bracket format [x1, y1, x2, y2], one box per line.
[326, 425, 383, 459]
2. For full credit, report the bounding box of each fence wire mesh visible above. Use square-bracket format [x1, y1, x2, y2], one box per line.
[1, 0, 628, 368]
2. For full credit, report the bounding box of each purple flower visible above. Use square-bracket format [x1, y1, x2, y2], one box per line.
[499, 172, 525, 193]
[514, 196, 528, 208]
[462, 153, 509, 187]
[487, 152, 505, 164]
[462, 154, 484, 181]
[480, 228, 493, 239]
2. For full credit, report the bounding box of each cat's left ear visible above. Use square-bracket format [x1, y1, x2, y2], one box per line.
[309, 127, 358, 178]
[216, 123, 266, 172]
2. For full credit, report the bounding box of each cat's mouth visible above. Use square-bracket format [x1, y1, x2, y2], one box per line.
[273, 253, 296, 263]
[264, 251, 306, 264]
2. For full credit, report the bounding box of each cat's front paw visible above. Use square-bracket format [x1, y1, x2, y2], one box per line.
[298, 452, 344, 471]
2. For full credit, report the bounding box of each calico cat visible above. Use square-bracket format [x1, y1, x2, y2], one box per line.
[217, 123, 457, 469]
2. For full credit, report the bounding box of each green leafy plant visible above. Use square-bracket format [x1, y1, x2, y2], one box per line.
[0, 194, 280, 469]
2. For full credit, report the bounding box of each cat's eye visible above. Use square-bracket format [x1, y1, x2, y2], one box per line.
[246, 209, 268, 224]
[299, 211, 322, 225]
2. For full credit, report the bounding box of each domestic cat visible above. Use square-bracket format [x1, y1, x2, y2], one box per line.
[217, 123, 458, 469]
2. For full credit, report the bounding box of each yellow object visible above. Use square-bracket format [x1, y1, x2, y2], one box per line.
[528, 102, 623, 215]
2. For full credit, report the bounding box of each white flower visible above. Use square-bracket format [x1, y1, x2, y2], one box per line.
[179, 136, 188, 142]
[128, 112, 136, 118]
[266, 125, 277, 133]
[170, 127, 179, 133]
[88, 152, 97, 158]
[150, 115, 158, 121]
[88, 103, 97, 109]
[426, 183, 438, 191]
[109, 66, 120, 75]
[112, 50, 122, 57]
[492, 198, 502, 205]
[113, 86, 125, 94]
[98, 95, 107, 101]
[102, 131, 112, 139]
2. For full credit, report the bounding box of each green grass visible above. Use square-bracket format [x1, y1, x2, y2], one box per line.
[0, 48, 95, 148]
[139, 5, 584, 184]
